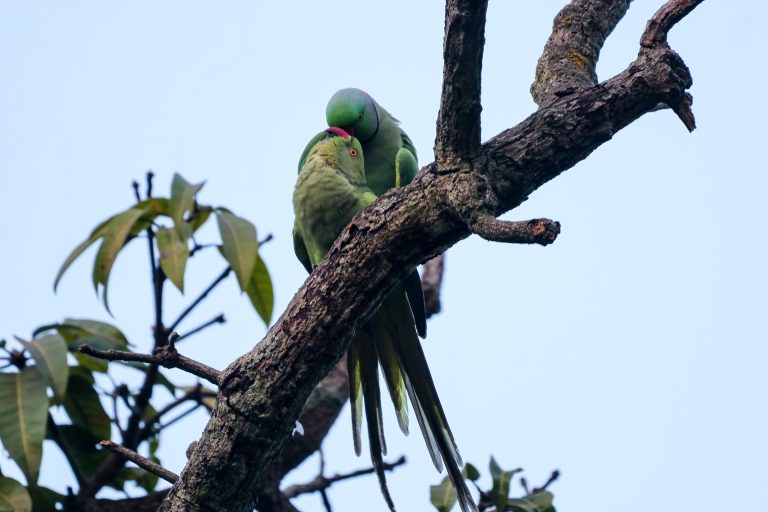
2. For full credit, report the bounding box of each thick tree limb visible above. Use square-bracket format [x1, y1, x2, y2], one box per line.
[254, 357, 350, 510]
[531, 0, 632, 105]
[159, 2, 701, 510]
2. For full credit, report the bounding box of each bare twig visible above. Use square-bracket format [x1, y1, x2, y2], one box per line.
[100, 440, 179, 484]
[169, 267, 231, 333]
[470, 215, 560, 245]
[282, 456, 407, 499]
[421, 255, 445, 318]
[532, 469, 560, 493]
[138, 384, 203, 441]
[78, 344, 221, 386]
[175, 314, 226, 343]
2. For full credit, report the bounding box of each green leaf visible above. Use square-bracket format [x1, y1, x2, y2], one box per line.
[157, 225, 190, 292]
[169, 173, 205, 228]
[92, 207, 148, 312]
[39, 319, 129, 373]
[462, 462, 480, 481]
[62, 368, 111, 441]
[20, 334, 69, 401]
[54, 425, 108, 478]
[245, 254, 273, 325]
[508, 491, 555, 512]
[216, 209, 258, 290]
[429, 475, 457, 512]
[0, 369, 49, 485]
[53, 217, 111, 293]
[27, 486, 61, 512]
[489, 457, 522, 512]
[0, 477, 32, 512]
[58, 318, 130, 350]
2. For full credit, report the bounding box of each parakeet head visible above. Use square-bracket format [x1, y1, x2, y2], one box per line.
[306, 127, 366, 184]
[326, 88, 379, 144]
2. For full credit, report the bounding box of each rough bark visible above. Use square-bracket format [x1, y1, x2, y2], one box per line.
[531, 0, 633, 105]
[159, 1, 702, 510]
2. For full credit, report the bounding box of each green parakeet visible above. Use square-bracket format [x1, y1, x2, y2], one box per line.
[293, 128, 476, 512]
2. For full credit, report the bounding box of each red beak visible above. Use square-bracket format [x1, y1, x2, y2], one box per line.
[325, 127, 352, 140]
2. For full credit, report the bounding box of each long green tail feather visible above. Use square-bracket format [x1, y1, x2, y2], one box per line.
[359, 329, 395, 511]
[371, 314, 409, 435]
[347, 338, 364, 456]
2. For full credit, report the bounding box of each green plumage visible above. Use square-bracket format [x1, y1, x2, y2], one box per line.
[293, 131, 476, 512]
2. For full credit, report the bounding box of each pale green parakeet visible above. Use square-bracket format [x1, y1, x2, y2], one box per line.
[293, 128, 476, 512]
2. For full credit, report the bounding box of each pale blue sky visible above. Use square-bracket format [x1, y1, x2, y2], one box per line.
[1, 2, 766, 511]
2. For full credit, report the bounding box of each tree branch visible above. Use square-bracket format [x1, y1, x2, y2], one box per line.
[159, 2, 703, 510]
[469, 216, 560, 245]
[641, 0, 705, 48]
[169, 267, 231, 333]
[99, 440, 179, 483]
[435, 0, 489, 163]
[531, 0, 632, 105]
[78, 343, 221, 386]
[282, 456, 407, 499]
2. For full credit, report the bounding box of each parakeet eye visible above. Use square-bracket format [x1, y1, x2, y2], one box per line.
[349, 147, 359, 157]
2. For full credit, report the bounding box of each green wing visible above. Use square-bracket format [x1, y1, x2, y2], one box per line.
[394, 147, 418, 188]
[292, 223, 312, 274]
[297, 131, 326, 173]
[397, 130, 419, 187]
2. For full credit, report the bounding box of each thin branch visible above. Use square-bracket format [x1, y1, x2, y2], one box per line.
[421, 255, 445, 318]
[435, 0, 489, 163]
[138, 384, 203, 441]
[469, 215, 560, 245]
[157, 404, 202, 432]
[175, 314, 226, 343]
[99, 440, 178, 484]
[78, 343, 221, 386]
[169, 267, 232, 333]
[282, 456, 407, 499]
